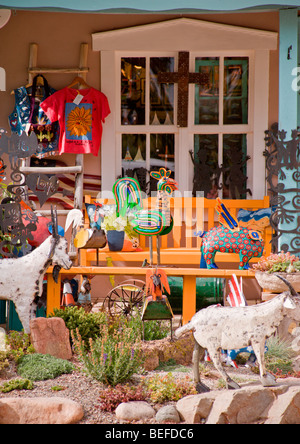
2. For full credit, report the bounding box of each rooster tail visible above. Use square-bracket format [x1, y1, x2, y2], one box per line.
[112, 177, 143, 217]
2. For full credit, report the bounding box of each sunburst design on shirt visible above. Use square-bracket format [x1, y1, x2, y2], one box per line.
[66, 106, 92, 137]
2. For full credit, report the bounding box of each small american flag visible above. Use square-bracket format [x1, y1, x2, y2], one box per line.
[227, 274, 247, 307]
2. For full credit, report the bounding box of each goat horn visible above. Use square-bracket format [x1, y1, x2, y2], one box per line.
[274, 273, 298, 297]
[50, 205, 58, 239]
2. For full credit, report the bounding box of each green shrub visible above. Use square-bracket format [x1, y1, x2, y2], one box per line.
[143, 373, 197, 403]
[0, 378, 34, 393]
[17, 353, 74, 381]
[112, 311, 170, 341]
[72, 325, 143, 386]
[6, 331, 35, 361]
[266, 336, 295, 375]
[0, 351, 9, 373]
[48, 306, 107, 344]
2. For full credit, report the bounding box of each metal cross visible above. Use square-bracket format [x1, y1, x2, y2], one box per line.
[157, 51, 210, 127]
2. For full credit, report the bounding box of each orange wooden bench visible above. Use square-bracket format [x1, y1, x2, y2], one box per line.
[46, 266, 256, 325]
[79, 195, 272, 267]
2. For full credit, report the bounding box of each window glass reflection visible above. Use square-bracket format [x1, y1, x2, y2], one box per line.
[121, 58, 146, 125]
[195, 58, 219, 125]
[150, 57, 174, 125]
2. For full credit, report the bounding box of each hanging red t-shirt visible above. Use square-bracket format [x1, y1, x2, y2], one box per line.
[40, 87, 110, 156]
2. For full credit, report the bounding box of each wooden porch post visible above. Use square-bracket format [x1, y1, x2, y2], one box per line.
[278, 8, 299, 253]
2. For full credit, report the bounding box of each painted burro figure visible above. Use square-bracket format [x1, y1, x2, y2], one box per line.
[0, 207, 72, 333]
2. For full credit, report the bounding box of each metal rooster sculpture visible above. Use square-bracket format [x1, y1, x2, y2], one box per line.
[113, 168, 178, 265]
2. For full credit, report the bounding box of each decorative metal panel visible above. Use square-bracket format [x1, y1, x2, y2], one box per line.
[264, 123, 300, 254]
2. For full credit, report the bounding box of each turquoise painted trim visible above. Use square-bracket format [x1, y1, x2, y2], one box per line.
[0, 0, 300, 13]
[278, 9, 299, 252]
[279, 9, 298, 133]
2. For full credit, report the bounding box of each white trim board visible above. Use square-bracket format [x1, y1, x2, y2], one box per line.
[93, 18, 278, 52]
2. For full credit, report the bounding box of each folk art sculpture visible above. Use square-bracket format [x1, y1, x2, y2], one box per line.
[113, 169, 176, 327]
[198, 198, 266, 270]
[0, 208, 72, 333]
[175, 274, 298, 393]
[113, 167, 178, 264]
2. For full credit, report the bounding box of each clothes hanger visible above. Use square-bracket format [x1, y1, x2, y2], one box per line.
[67, 76, 90, 90]
[11, 74, 45, 95]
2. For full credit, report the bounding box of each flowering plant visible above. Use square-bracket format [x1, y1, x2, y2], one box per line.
[101, 205, 136, 238]
[72, 324, 143, 386]
[252, 251, 300, 274]
[142, 373, 197, 403]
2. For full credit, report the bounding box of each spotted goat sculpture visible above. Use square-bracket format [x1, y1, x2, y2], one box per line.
[0, 208, 72, 333]
[175, 275, 298, 392]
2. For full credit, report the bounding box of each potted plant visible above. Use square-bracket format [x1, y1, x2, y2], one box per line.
[252, 251, 300, 292]
[101, 206, 136, 251]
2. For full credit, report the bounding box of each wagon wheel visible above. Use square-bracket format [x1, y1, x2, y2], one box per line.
[102, 279, 146, 318]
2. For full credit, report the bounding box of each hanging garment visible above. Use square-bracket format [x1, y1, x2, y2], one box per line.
[9, 75, 59, 158]
[40, 86, 110, 156]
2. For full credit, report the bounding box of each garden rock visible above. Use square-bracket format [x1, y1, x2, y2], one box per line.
[115, 401, 156, 422]
[0, 327, 6, 352]
[29, 317, 72, 360]
[155, 405, 180, 423]
[0, 397, 84, 424]
[265, 384, 300, 424]
[141, 333, 194, 371]
[176, 393, 217, 423]
[176, 383, 300, 424]
[205, 385, 281, 424]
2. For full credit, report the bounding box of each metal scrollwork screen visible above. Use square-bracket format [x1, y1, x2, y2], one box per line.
[264, 123, 300, 254]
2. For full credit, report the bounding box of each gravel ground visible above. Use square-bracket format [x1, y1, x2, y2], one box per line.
[0, 356, 262, 424]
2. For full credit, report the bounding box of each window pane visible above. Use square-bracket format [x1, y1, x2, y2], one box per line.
[150, 134, 175, 191]
[194, 58, 219, 125]
[122, 134, 147, 189]
[150, 57, 175, 125]
[193, 134, 219, 198]
[121, 58, 145, 125]
[223, 134, 248, 198]
[223, 57, 248, 125]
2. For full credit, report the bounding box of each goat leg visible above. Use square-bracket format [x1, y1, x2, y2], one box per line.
[193, 341, 210, 393]
[251, 340, 276, 387]
[207, 345, 241, 390]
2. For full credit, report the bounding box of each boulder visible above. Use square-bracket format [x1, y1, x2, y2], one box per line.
[115, 401, 156, 422]
[176, 393, 217, 424]
[176, 383, 296, 424]
[205, 386, 280, 424]
[29, 317, 72, 360]
[155, 405, 181, 423]
[0, 397, 83, 424]
[0, 327, 6, 352]
[141, 333, 194, 371]
[265, 384, 300, 424]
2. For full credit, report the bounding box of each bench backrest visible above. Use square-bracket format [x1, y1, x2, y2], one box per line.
[84, 195, 272, 256]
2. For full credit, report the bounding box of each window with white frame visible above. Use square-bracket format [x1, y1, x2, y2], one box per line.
[94, 18, 276, 198]
[118, 53, 251, 198]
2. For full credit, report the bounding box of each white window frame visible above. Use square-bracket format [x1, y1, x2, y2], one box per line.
[93, 18, 277, 198]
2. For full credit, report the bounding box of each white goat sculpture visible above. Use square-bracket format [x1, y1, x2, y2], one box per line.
[175, 275, 297, 392]
[0, 208, 72, 333]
